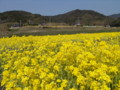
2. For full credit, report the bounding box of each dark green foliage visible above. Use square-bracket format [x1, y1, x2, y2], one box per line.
[110, 18, 120, 27]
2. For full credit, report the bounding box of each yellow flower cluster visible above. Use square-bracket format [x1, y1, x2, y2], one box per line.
[0, 32, 120, 90]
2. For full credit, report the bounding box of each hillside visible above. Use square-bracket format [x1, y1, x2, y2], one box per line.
[0, 9, 114, 25]
[49, 9, 109, 25]
[110, 18, 120, 27]
[0, 10, 46, 24]
[110, 13, 120, 18]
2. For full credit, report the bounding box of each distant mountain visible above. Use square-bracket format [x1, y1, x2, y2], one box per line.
[109, 13, 120, 18]
[0, 10, 46, 24]
[0, 9, 114, 25]
[49, 9, 109, 25]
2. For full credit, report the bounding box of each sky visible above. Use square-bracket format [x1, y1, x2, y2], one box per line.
[0, 0, 120, 16]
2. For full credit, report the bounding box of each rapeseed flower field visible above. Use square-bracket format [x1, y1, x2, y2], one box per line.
[0, 32, 120, 90]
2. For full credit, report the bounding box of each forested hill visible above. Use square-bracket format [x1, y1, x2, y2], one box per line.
[0, 10, 46, 24]
[50, 9, 108, 25]
[0, 9, 114, 25]
[109, 13, 120, 18]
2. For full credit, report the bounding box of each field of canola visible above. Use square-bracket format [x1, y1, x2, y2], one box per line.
[0, 32, 120, 90]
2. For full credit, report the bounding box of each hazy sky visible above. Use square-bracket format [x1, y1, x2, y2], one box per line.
[0, 0, 120, 16]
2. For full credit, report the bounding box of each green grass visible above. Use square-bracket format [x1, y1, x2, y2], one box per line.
[8, 27, 120, 37]
[0, 25, 120, 37]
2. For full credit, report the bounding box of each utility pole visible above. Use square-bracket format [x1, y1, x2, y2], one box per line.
[20, 20, 22, 27]
[106, 16, 110, 27]
[49, 16, 51, 26]
[76, 17, 80, 26]
[28, 20, 31, 25]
